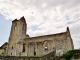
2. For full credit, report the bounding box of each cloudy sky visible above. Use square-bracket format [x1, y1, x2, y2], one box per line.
[0, 0, 80, 49]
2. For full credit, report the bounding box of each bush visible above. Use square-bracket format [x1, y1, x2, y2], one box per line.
[0, 54, 3, 56]
[62, 50, 75, 60]
[0, 53, 4, 56]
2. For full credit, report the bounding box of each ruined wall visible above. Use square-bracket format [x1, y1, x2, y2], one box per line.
[0, 42, 8, 56]
[22, 27, 74, 56]
[6, 16, 74, 56]
[0, 49, 4, 54]
[0, 50, 55, 60]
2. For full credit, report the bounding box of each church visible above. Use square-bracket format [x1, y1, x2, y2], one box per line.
[0, 16, 74, 56]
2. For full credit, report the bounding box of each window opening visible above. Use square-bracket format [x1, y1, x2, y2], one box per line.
[34, 47, 36, 56]
[11, 52, 12, 55]
[44, 41, 48, 51]
[22, 43, 25, 52]
[14, 26, 16, 30]
[12, 46, 13, 49]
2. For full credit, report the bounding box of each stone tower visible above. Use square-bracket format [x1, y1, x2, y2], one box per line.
[7, 16, 27, 56]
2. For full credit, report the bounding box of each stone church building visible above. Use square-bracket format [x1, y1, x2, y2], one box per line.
[0, 16, 74, 56]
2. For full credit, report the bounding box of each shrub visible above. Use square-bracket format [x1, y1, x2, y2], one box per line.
[62, 50, 75, 60]
[0, 54, 4, 56]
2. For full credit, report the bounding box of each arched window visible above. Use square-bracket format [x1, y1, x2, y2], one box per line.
[44, 41, 48, 51]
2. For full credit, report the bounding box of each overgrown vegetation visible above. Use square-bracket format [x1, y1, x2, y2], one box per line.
[0, 53, 4, 56]
[62, 50, 75, 60]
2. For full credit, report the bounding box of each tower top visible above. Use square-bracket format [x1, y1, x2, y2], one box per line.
[20, 16, 25, 20]
[12, 16, 26, 22]
[12, 19, 18, 22]
[67, 27, 70, 32]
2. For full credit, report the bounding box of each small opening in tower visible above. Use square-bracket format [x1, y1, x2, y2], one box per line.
[14, 26, 16, 30]
[22, 43, 25, 52]
[14, 23, 17, 30]
[11, 52, 12, 55]
[12, 46, 13, 49]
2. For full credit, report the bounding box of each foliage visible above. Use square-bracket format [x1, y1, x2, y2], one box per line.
[0, 54, 4, 56]
[62, 50, 75, 60]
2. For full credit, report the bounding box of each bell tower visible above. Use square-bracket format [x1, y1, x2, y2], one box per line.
[8, 16, 27, 56]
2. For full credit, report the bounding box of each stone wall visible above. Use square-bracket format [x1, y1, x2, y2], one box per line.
[5, 16, 74, 56]
[0, 50, 55, 60]
[0, 49, 4, 54]
[21, 28, 74, 56]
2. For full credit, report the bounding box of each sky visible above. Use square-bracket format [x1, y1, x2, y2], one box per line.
[0, 0, 80, 49]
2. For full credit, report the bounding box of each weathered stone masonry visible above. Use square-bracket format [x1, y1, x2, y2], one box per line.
[0, 16, 74, 56]
[0, 50, 56, 60]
